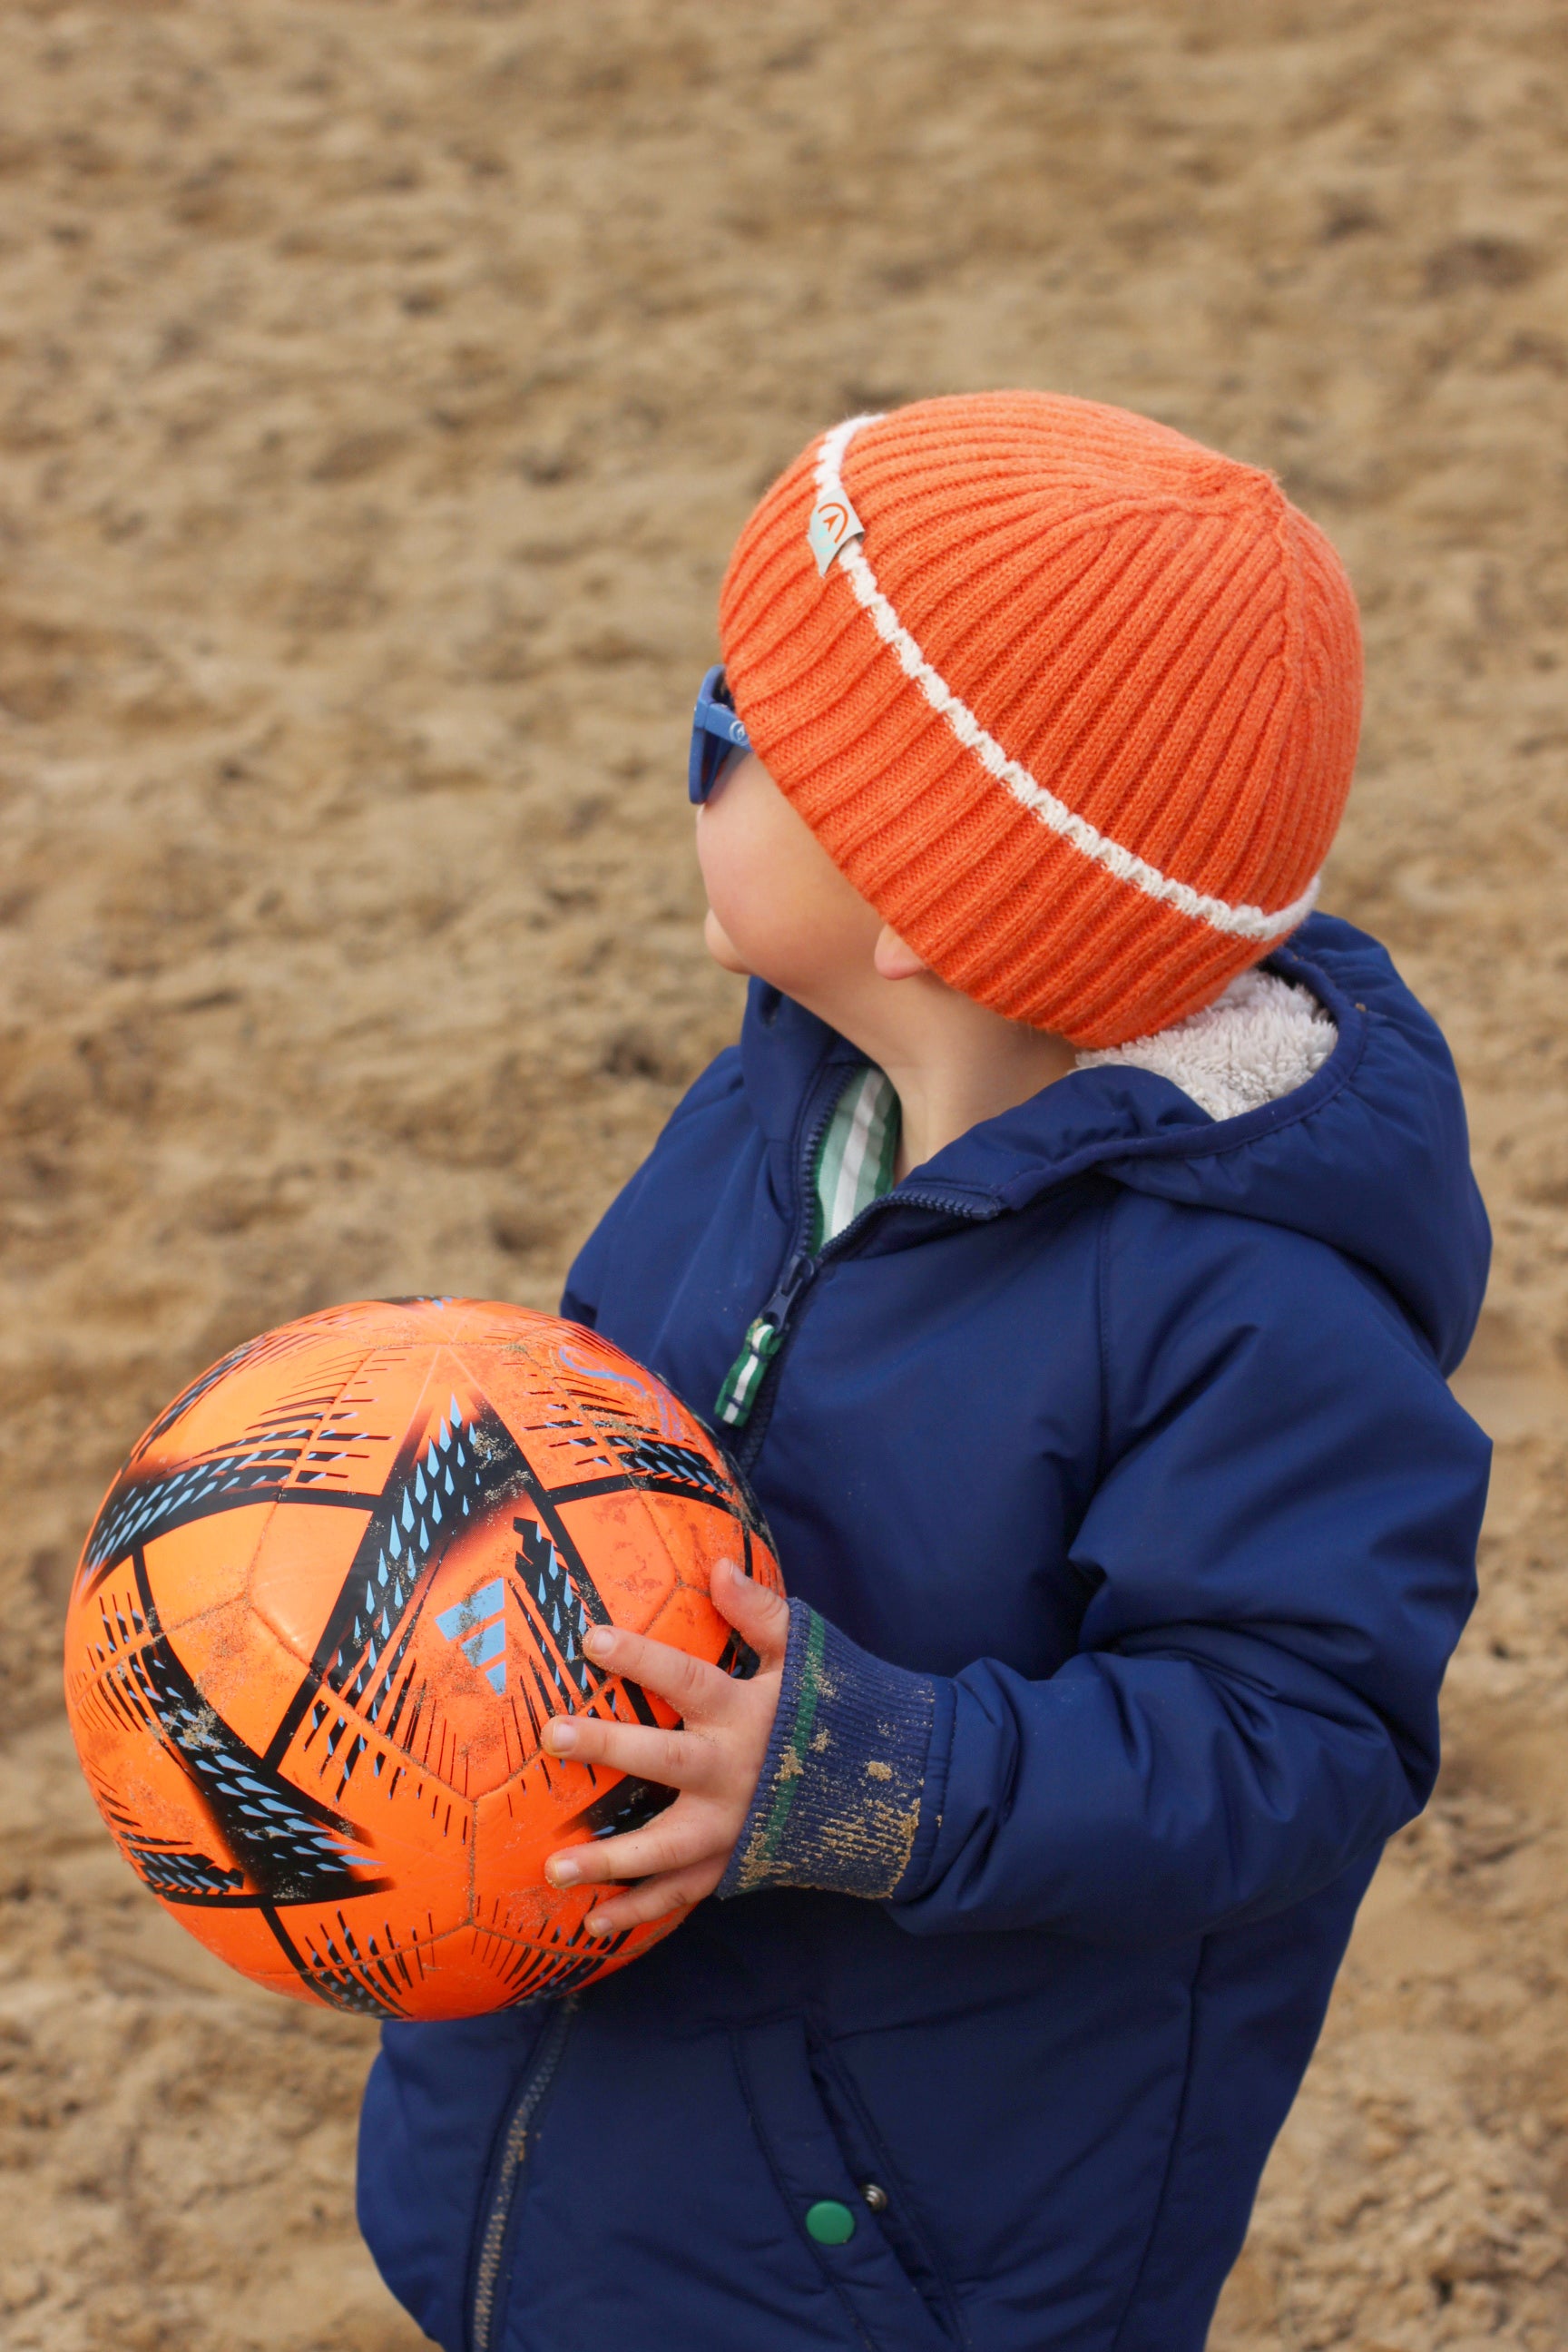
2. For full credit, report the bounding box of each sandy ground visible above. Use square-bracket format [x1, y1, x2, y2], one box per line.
[0, 2, 1565, 2345]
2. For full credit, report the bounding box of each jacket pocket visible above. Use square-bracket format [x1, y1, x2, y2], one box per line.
[734, 2016, 956, 2352]
[806, 2041, 971, 2348]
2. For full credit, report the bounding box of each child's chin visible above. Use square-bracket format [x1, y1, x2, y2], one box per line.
[701, 910, 753, 976]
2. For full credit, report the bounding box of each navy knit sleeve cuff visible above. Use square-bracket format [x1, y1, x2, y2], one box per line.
[717, 1599, 937, 1901]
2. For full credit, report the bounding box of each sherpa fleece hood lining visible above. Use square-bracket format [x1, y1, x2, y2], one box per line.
[1077, 966, 1338, 1122]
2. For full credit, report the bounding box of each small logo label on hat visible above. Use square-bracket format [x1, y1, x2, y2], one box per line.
[808, 489, 864, 577]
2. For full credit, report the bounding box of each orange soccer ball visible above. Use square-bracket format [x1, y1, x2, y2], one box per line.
[64, 1298, 781, 2020]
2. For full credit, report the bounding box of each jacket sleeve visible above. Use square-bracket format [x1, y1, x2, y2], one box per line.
[718, 1204, 1489, 1945]
[558, 1048, 747, 1332]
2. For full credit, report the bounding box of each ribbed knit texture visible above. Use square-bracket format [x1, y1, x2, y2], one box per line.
[719, 391, 1362, 1047]
[716, 1601, 936, 1901]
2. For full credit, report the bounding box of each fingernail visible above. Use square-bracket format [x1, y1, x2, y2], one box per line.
[583, 1909, 611, 1936]
[546, 1854, 581, 1887]
[544, 1720, 577, 1753]
[583, 1627, 613, 1661]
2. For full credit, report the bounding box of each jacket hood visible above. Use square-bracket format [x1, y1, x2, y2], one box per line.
[739, 914, 1490, 1375]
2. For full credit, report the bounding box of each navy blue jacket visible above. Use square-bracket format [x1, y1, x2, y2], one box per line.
[359, 916, 1490, 2352]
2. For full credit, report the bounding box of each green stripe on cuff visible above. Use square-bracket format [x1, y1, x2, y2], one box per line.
[718, 1600, 936, 1903]
[754, 1607, 826, 1867]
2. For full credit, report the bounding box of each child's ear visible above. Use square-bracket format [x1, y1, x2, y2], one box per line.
[873, 924, 929, 982]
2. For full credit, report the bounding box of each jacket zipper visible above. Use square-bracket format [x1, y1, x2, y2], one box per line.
[712, 1248, 818, 1433]
[712, 1073, 843, 1444]
[469, 1998, 577, 2352]
[726, 1183, 998, 1475]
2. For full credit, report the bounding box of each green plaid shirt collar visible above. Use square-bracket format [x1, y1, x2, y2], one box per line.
[808, 1063, 900, 1249]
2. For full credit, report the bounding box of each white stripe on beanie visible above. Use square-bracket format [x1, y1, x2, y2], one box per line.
[809, 415, 1318, 946]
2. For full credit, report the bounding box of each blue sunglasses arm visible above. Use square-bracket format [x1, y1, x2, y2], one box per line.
[688, 665, 752, 802]
[699, 707, 751, 749]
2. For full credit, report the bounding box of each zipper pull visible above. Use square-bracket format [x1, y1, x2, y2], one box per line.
[713, 1251, 815, 1430]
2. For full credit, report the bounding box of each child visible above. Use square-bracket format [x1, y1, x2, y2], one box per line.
[358, 393, 1490, 2352]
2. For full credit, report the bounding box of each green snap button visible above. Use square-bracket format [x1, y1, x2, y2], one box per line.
[805, 2199, 857, 2246]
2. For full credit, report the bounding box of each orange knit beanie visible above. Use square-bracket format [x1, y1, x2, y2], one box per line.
[718, 390, 1362, 1048]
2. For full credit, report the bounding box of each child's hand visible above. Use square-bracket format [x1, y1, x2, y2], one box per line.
[541, 1555, 789, 1936]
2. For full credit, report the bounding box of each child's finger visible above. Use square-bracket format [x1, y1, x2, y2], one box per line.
[710, 1553, 791, 1668]
[541, 1712, 715, 1791]
[581, 1622, 738, 1720]
[582, 1856, 726, 1937]
[544, 1796, 720, 1889]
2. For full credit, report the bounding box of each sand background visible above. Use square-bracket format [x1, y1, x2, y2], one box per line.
[0, 2, 1565, 2345]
